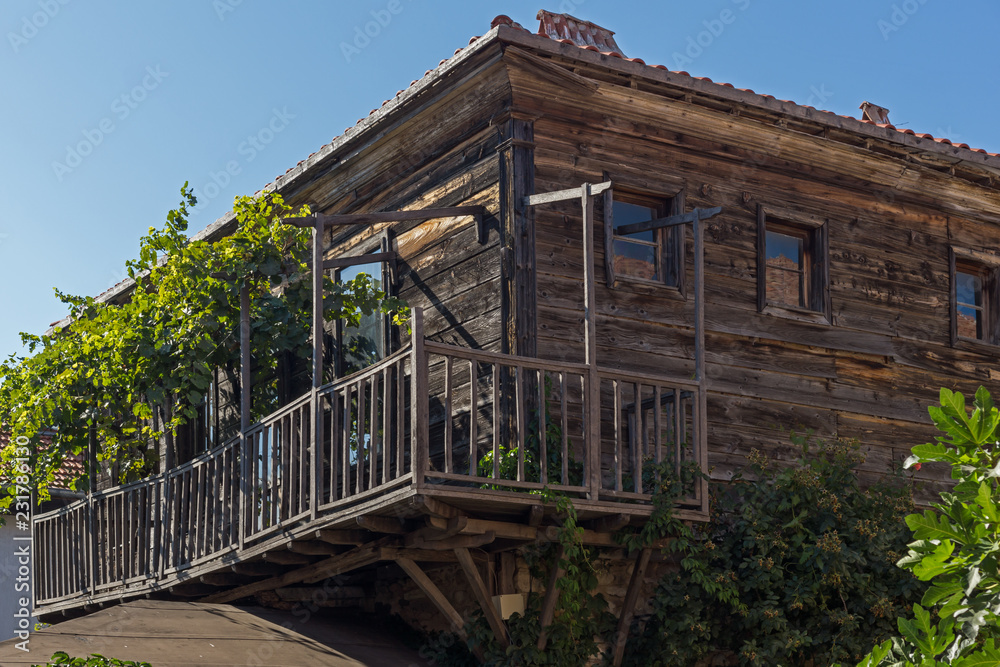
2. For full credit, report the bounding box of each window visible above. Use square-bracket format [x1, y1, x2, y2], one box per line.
[336, 261, 387, 376]
[757, 205, 829, 320]
[604, 189, 682, 289]
[950, 248, 1000, 345]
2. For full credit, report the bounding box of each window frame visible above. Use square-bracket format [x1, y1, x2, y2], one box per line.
[756, 204, 830, 323]
[949, 247, 1000, 347]
[602, 179, 686, 295]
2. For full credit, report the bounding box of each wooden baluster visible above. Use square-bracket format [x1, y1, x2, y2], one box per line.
[410, 308, 428, 489]
[560, 373, 569, 486]
[369, 375, 378, 490]
[357, 379, 366, 494]
[396, 359, 405, 476]
[635, 382, 643, 494]
[382, 368, 390, 485]
[444, 356, 453, 474]
[468, 359, 477, 477]
[342, 387, 351, 498]
[614, 380, 622, 493]
[538, 369, 547, 485]
[492, 363, 500, 480]
[515, 365, 525, 483]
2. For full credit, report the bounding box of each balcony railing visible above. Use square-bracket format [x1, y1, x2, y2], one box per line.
[33, 309, 707, 609]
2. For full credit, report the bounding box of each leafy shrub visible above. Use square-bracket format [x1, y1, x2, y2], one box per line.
[32, 652, 150, 667]
[624, 438, 922, 667]
[858, 387, 1000, 666]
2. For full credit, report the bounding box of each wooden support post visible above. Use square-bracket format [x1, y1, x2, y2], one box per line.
[397, 557, 468, 641]
[410, 308, 427, 488]
[536, 543, 565, 651]
[310, 220, 325, 520]
[582, 184, 602, 501]
[456, 547, 509, 649]
[240, 280, 251, 432]
[239, 281, 251, 551]
[612, 548, 653, 667]
[693, 212, 709, 512]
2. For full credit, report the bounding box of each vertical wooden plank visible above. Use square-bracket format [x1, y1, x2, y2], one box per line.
[949, 246, 958, 346]
[538, 369, 547, 484]
[614, 380, 622, 492]
[468, 359, 478, 476]
[674, 389, 683, 471]
[499, 117, 537, 358]
[311, 218, 325, 518]
[357, 379, 367, 494]
[560, 372, 569, 486]
[342, 387, 351, 498]
[492, 363, 500, 479]
[329, 392, 339, 504]
[756, 204, 767, 312]
[694, 212, 709, 512]
[240, 282, 251, 433]
[604, 186, 616, 287]
[410, 308, 428, 489]
[582, 184, 602, 500]
[654, 385, 662, 466]
[515, 365, 525, 482]
[369, 376, 378, 490]
[635, 382, 644, 494]
[298, 406, 308, 515]
[396, 360, 405, 476]
[382, 368, 390, 485]
[444, 356, 453, 474]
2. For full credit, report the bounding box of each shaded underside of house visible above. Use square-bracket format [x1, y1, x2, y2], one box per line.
[0, 600, 424, 666]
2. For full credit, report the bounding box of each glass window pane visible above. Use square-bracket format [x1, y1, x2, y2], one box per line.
[613, 239, 658, 281]
[766, 266, 805, 308]
[766, 230, 803, 269]
[613, 200, 656, 243]
[956, 271, 982, 308]
[956, 304, 982, 340]
[339, 262, 384, 375]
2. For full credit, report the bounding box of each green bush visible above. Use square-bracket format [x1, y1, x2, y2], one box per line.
[32, 652, 150, 667]
[624, 438, 923, 667]
[858, 387, 1000, 666]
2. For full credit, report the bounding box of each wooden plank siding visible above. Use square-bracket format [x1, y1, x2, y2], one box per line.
[506, 47, 1000, 486]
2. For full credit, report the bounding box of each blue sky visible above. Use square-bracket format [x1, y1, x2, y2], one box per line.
[1, 0, 998, 361]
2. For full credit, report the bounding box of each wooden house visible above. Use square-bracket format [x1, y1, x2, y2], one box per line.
[32, 10, 1000, 662]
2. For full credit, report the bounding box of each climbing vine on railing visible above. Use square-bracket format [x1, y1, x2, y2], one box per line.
[0, 185, 407, 503]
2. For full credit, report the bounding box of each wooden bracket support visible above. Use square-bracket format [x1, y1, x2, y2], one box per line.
[455, 547, 510, 649]
[536, 543, 565, 651]
[612, 547, 653, 667]
[397, 556, 483, 663]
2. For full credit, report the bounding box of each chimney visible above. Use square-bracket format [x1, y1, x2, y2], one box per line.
[859, 101, 891, 125]
[536, 10, 625, 56]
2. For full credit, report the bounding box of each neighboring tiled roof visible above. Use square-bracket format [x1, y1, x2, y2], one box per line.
[535, 10, 624, 55]
[1, 432, 85, 491]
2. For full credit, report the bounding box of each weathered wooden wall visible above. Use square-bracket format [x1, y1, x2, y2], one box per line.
[281, 53, 513, 356]
[504, 47, 1000, 499]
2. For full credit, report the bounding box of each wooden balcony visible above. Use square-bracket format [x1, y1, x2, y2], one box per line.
[32, 308, 708, 616]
